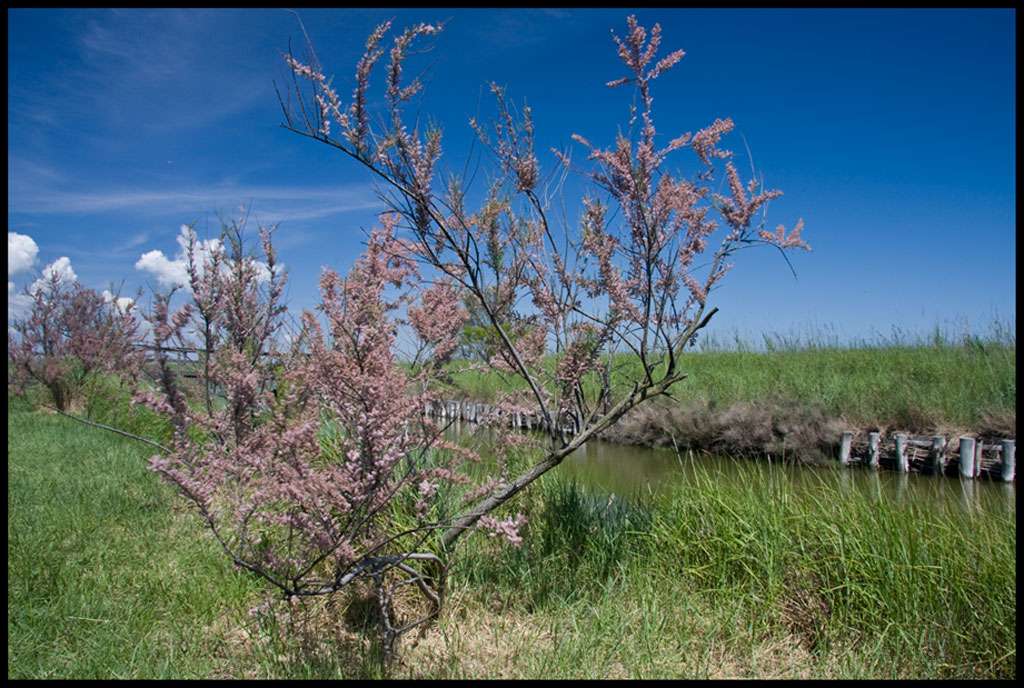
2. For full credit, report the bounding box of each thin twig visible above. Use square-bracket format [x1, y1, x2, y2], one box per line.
[44, 405, 171, 454]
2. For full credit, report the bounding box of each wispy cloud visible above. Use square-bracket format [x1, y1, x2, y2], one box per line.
[8, 180, 384, 221]
[71, 9, 272, 132]
[8, 8, 281, 178]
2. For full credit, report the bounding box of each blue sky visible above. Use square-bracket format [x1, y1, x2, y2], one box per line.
[8, 8, 1016, 346]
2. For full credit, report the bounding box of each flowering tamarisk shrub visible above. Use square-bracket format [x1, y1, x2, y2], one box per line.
[279, 14, 809, 551]
[133, 216, 490, 653]
[8, 270, 144, 412]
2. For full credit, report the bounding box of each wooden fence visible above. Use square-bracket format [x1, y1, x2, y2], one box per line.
[426, 399, 1018, 484]
[421, 399, 583, 436]
[134, 344, 279, 380]
[839, 431, 1015, 482]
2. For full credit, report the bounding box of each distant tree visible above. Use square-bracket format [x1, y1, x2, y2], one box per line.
[8, 271, 144, 412]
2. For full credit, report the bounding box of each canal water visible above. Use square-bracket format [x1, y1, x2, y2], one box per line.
[446, 421, 1016, 520]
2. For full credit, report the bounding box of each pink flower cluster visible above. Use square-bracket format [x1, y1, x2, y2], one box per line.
[8, 271, 144, 411]
[272, 13, 811, 559]
[477, 513, 527, 547]
[133, 215, 495, 599]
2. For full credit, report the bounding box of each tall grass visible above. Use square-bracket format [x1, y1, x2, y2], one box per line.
[451, 319, 1016, 436]
[414, 461, 1015, 679]
[648, 462, 1015, 677]
[7, 394, 251, 678]
[8, 361, 1015, 678]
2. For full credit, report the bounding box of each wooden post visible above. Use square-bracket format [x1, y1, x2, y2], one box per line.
[868, 432, 881, 469]
[1000, 439, 1015, 482]
[959, 437, 976, 480]
[974, 439, 984, 478]
[929, 436, 947, 475]
[895, 434, 909, 473]
[839, 431, 853, 466]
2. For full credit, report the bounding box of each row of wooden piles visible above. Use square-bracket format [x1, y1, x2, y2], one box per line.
[839, 431, 1015, 482]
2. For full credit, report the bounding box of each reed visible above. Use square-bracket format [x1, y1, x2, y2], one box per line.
[419, 460, 1015, 679]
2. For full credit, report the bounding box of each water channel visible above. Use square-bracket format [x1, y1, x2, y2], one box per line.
[445, 421, 1016, 520]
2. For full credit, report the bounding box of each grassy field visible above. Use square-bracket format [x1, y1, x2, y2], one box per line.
[8, 386, 1016, 679]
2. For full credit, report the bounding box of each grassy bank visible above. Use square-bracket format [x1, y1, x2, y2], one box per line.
[7, 393, 1015, 679]
[449, 324, 1016, 459]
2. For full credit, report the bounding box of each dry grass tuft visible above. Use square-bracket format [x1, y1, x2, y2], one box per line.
[780, 570, 832, 653]
[396, 586, 555, 679]
[977, 408, 1016, 439]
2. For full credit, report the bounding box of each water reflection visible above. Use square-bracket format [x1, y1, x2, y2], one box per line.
[444, 422, 1015, 519]
[832, 463, 1014, 518]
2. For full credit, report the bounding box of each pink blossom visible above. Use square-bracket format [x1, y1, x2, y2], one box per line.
[478, 513, 527, 547]
[8, 275, 145, 411]
[175, 14, 814, 612]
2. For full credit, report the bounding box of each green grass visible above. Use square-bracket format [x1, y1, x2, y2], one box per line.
[450, 321, 1016, 436]
[7, 393, 264, 679]
[426, 462, 1016, 679]
[8, 363, 1016, 679]
[665, 336, 1015, 432]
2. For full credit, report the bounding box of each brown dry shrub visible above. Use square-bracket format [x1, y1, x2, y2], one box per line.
[976, 408, 1016, 439]
[604, 396, 845, 465]
[889, 401, 944, 435]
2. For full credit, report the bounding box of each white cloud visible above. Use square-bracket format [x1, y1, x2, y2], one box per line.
[101, 289, 135, 314]
[135, 224, 270, 291]
[135, 224, 222, 290]
[30, 256, 77, 295]
[8, 232, 39, 277]
[9, 256, 77, 321]
[8, 281, 34, 321]
[135, 249, 190, 290]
